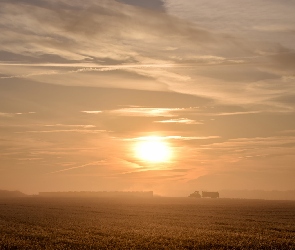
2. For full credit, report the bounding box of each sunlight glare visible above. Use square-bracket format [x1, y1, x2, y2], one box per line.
[135, 136, 172, 163]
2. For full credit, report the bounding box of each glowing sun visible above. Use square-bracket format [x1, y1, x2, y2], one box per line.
[135, 136, 172, 163]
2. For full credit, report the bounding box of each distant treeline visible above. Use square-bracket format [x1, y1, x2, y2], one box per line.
[39, 191, 154, 198]
[220, 190, 295, 200]
[0, 190, 27, 197]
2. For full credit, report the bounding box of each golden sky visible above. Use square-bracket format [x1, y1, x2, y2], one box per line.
[0, 0, 295, 196]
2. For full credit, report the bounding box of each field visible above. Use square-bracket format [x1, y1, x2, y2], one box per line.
[0, 197, 294, 249]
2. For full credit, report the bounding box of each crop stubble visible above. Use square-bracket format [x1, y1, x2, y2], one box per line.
[0, 197, 294, 249]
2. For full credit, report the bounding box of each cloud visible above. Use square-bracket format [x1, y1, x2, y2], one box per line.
[0, 112, 36, 117]
[109, 107, 181, 117]
[0, 0, 214, 62]
[1, 0, 295, 194]
[18, 158, 42, 161]
[50, 161, 104, 174]
[200, 136, 295, 163]
[81, 111, 102, 114]
[0, 70, 59, 79]
[88, 106, 207, 118]
[155, 118, 202, 124]
[44, 124, 96, 128]
[166, 136, 220, 140]
[125, 135, 220, 141]
[0, 112, 14, 117]
[115, 0, 165, 11]
[18, 129, 105, 134]
[215, 111, 262, 116]
[163, 0, 295, 44]
[82, 108, 183, 117]
[1, 0, 294, 111]
[205, 136, 295, 148]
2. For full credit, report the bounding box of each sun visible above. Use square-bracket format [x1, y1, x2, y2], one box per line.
[135, 136, 172, 163]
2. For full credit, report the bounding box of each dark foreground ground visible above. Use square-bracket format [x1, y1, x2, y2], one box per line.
[0, 197, 294, 249]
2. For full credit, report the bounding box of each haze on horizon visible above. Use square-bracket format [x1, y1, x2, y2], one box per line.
[0, 0, 294, 196]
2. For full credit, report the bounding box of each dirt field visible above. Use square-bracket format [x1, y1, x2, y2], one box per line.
[0, 197, 294, 249]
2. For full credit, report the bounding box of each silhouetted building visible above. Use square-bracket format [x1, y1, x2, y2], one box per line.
[38, 191, 153, 198]
[189, 191, 201, 198]
[202, 191, 219, 198]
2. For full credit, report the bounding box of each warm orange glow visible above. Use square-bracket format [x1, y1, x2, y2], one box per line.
[135, 136, 172, 163]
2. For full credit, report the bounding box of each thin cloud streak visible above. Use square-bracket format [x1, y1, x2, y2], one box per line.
[124, 135, 220, 141]
[215, 111, 262, 116]
[0, 112, 14, 117]
[0, 112, 36, 117]
[203, 136, 295, 150]
[81, 111, 102, 114]
[16, 129, 106, 134]
[82, 107, 202, 117]
[44, 124, 96, 128]
[109, 108, 180, 117]
[155, 118, 202, 124]
[49, 161, 104, 174]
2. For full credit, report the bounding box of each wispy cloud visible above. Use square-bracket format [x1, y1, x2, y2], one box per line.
[109, 108, 181, 117]
[50, 161, 104, 174]
[215, 111, 262, 116]
[82, 107, 202, 117]
[155, 118, 202, 124]
[203, 136, 295, 151]
[81, 111, 102, 114]
[0, 112, 14, 117]
[0, 70, 59, 79]
[44, 124, 96, 128]
[0, 63, 178, 79]
[0, 0, 294, 110]
[0, 112, 36, 117]
[18, 158, 42, 161]
[166, 136, 220, 140]
[18, 129, 105, 134]
[124, 135, 220, 141]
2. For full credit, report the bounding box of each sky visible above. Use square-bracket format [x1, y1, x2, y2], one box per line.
[0, 0, 295, 196]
